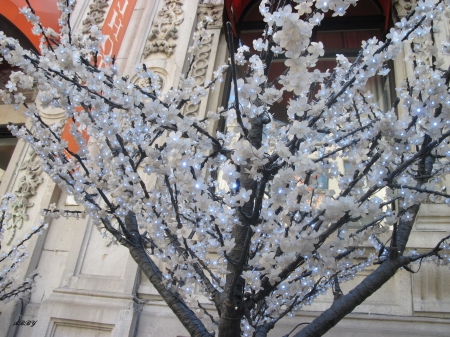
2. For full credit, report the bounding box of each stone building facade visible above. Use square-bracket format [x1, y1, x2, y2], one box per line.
[0, 0, 449, 336]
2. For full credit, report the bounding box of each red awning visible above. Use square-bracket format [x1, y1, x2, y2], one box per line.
[225, 0, 392, 33]
[225, 0, 254, 35]
[1, 0, 60, 51]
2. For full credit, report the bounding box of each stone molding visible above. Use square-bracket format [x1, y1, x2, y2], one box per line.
[183, 4, 223, 116]
[112, 308, 135, 337]
[5, 150, 43, 244]
[144, 0, 185, 58]
[184, 34, 213, 116]
[412, 263, 450, 314]
[82, 0, 110, 34]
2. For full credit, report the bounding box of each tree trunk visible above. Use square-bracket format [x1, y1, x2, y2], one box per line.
[217, 115, 268, 336]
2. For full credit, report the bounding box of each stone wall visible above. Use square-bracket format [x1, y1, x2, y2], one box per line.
[0, 1, 449, 337]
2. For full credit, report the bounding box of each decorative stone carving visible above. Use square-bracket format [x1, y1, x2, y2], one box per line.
[5, 150, 43, 244]
[184, 4, 223, 116]
[143, 0, 184, 58]
[184, 34, 213, 116]
[135, 73, 165, 94]
[82, 0, 110, 34]
[197, 3, 223, 27]
[393, 0, 418, 19]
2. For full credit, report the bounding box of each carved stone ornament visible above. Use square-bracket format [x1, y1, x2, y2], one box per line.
[5, 150, 43, 244]
[393, 0, 418, 19]
[184, 4, 223, 116]
[184, 34, 213, 116]
[82, 0, 110, 34]
[143, 0, 185, 58]
[135, 73, 165, 94]
[197, 3, 223, 27]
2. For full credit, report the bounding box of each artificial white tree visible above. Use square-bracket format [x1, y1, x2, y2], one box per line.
[1, 0, 450, 336]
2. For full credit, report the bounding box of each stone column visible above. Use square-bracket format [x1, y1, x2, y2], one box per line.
[183, 3, 225, 120]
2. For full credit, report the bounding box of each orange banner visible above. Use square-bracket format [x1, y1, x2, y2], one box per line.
[98, 0, 137, 68]
[64, 0, 137, 154]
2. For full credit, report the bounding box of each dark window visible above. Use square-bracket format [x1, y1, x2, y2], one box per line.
[230, 0, 394, 122]
[0, 125, 19, 182]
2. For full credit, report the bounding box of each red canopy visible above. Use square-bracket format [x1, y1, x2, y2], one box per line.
[225, 0, 392, 34]
[1, 0, 60, 51]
